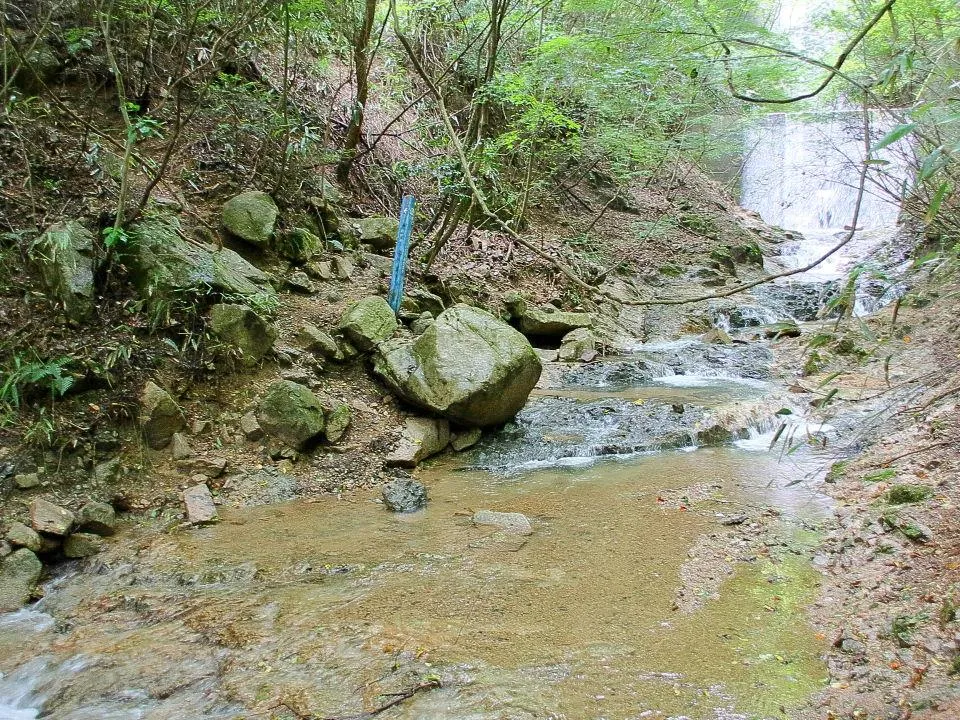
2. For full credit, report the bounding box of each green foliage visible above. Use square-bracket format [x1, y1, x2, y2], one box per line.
[0, 354, 75, 409]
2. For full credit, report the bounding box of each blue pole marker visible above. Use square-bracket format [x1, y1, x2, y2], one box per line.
[388, 194, 416, 314]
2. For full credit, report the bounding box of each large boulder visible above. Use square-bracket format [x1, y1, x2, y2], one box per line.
[209, 303, 277, 366]
[125, 214, 276, 307]
[140, 381, 185, 450]
[222, 191, 279, 247]
[352, 217, 399, 251]
[257, 380, 326, 449]
[504, 293, 592, 337]
[31, 221, 95, 321]
[373, 304, 542, 427]
[0, 548, 42, 612]
[338, 296, 398, 351]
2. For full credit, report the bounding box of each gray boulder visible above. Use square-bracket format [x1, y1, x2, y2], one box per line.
[381, 477, 428, 513]
[6, 522, 41, 552]
[63, 532, 104, 558]
[209, 303, 277, 366]
[140, 381, 185, 450]
[76, 501, 117, 536]
[352, 217, 399, 251]
[0, 548, 42, 612]
[297, 323, 343, 361]
[557, 328, 596, 362]
[257, 380, 326, 449]
[222, 191, 279, 247]
[504, 293, 592, 337]
[31, 221, 95, 321]
[374, 304, 542, 427]
[183, 483, 218, 524]
[125, 214, 276, 307]
[338, 296, 398, 351]
[29, 499, 74, 536]
[386, 417, 450, 467]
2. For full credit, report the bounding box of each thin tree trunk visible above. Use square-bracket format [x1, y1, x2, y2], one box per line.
[337, 0, 377, 181]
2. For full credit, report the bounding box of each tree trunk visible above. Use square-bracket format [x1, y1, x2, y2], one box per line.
[336, 0, 377, 181]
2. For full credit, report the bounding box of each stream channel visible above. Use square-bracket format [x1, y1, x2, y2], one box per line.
[0, 93, 909, 720]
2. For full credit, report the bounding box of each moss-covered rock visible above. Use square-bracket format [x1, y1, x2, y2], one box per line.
[125, 213, 276, 308]
[503, 292, 592, 337]
[221, 191, 279, 247]
[558, 328, 596, 361]
[374, 304, 542, 427]
[257, 380, 326, 449]
[338, 296, 398, 351]
[209, 303, 276, 366]
[31, 221, 95, 321]
[0, 548, 42, 612]
[140, 381, 185, 450]
[324, 402, 351, 443]
[274, 227, 321, 263]
[352, 217, 399, 251]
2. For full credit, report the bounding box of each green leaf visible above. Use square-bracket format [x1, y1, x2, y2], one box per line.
[871, 123, 916, 152]
[925, 182, 952, 224]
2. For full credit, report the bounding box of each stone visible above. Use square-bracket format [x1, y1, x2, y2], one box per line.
[286, 270, 316, 294]
[701, 327, 734, 345]
[374, 304, 542, 427]
[63, 533, 104, 558]
[386, 417, 451, 467]
[275, 227, 321, 263]
[125, 214, 276, 308]
[557, 328, 596, 362]
[257, 380, 326, 449]
[472, 510, 533, 536]
[338, 296, 398, 351]
[92, 457, 121, 484]
[0, 540, 11, 558]
[504, 293, 592, 337]
[209, 303, 277, 366]
[451, 428, 482, 452]
[179, 456, 228, 478]
[304, 260, 334, 281]
[410, 312, 435, 336]
[140, 381, 185, 450]
[14, 472, 41, 490]
[76, 501, 117, 536]
[352, 217, 399, 251]
[0, 549, 43, 612]
[170, 432, 193, 460]
[324, 403, 351, 443]
[400, 289, 445, 318]
[29, 499, 74, 536]
[30, 221, 95, 321]
[183, 483, 218, 524]
[221, 190, 279, 247]
[297, 323, 342, 360]
[332, 255, 354, 280]
[381, 477, 428, 513]
[192, 419, 213, 435]
[239, 411, 264, 441]
[6, 522, 41, 552]
[12, 40, 60, 93]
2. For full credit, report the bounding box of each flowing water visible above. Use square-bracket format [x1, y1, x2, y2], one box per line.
[0, 14, 911, 719]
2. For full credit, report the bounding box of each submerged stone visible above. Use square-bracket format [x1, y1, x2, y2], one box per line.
[472, 510, 533, 536]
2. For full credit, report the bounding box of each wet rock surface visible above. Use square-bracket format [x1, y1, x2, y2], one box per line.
[380, 476, 427, 512]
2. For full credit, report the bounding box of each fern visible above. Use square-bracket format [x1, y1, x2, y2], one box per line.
[0, 355, 76, 408]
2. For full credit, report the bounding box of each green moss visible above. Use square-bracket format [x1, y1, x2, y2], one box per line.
[891, 613, 926, 648]
[864, 468, 896, 483]
[825, 460, 849, 483]
[887, 484, 932, 505]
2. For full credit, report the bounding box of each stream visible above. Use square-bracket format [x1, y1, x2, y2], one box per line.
[0, 54, 910, 720]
